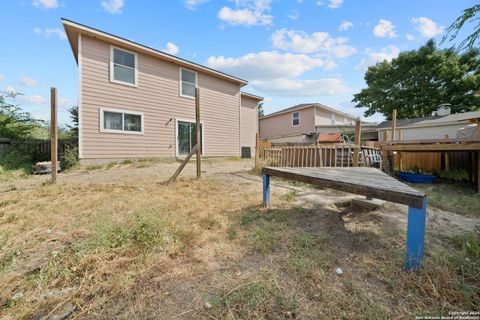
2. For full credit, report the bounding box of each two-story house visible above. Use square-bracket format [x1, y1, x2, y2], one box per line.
[62, 19, 262, 163]
[259, 103, 375, 144]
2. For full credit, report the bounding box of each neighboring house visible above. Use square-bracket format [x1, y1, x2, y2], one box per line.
[62, 19, 262, 163]
[259, 103, 376, 143]
[376, 109, 480, 141]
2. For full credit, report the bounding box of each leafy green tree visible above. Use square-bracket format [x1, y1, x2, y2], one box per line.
[353, 40, 480, 119]
[258, 102, 265, 117]
[66, 106, 78, 137]
[442, 4, 480, 51]
[0, 92, 38, 139]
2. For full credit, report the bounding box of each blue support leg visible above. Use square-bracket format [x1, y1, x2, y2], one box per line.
[263, 174, 270, 207]
[405, 196, 427, 271]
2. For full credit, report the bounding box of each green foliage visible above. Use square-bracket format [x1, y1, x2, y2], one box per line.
[0, 93, 39, 139]
[66, 106, 78, 138]
[353, 40, 480, 119]
[61, 145, 79, 170]
[443, 4, 480, 51]
[258, 102, 264, 117]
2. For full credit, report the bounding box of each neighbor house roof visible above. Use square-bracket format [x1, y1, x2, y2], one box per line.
[61, 18, 248, 86]
[376, 111, 480, 130]
[259, 103, 358, 120]
[241, 92, 264, 101]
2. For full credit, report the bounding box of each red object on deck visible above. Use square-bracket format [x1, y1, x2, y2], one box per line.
[318, 132, 342, 143]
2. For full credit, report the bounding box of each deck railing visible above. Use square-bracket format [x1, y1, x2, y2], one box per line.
[255, 144, 381, 170]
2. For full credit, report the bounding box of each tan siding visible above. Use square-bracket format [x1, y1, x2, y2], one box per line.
[80, 35, 241, 159]
[259, 106, 315, 139]
[240, 95, 258, 155]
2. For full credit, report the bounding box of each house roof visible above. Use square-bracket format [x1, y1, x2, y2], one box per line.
[259, 103, 358, 120]
[61, 18, 248, 86]
[241, 92, 264, 101]
[376, 111, 480, 130]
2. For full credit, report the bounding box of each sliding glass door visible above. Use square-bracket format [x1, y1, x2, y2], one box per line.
[177, 121, 202, 156]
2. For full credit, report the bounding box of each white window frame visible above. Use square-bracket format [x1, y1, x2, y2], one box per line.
[331, 113, 336, 125]
[110, 46, 138, 87]
[175, 118, 205, 157]
[292, 111, 300, 126]
[179, 67, 198, 99]
[99, 107, 144, 135]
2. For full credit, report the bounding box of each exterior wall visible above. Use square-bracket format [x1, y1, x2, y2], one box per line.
[80, 35, 241, 159]
[378, 123, 468, 141]
[240, 95, 258, 156]
[315, 108, 355, 126]
[269, 134, 316, 144]
[259, 106, 315, 139]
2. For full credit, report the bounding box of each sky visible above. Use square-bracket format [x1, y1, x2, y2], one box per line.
[0, 0, 477, 125]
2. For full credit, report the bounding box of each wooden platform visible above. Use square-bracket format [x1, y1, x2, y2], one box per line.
[262, 166, 425, 208]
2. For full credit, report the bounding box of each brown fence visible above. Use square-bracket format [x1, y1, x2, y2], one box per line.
[0, 138, 77, 160]
[392, 151, 470, 173]
[255, 144, 381, 169]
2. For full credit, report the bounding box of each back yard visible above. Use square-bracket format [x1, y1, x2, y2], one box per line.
[0, 159, 479, 319]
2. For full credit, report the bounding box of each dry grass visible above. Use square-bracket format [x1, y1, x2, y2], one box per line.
[0, 160, 479, 319]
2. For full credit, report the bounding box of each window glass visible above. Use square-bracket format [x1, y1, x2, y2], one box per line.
[292, 112, 300, 126]
[104, 111, 123, 130]
[181, 69, 196, 84]
[114, 48, 135, 68]
[124, 113, 142, 132]
[181, 69, 196, 97]
[113, 65, 135, 83]
[182, 82, 196, 97]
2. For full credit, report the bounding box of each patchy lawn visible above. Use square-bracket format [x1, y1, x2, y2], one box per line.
[0, 159, 479, 319]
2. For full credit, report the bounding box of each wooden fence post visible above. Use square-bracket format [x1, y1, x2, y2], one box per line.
[353, 118, 362, 167]
[195, 88, 201, 180]
[50, 87, 58, 184]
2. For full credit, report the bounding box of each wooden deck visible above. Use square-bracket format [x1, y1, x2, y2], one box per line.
[262, 166, 425, 208]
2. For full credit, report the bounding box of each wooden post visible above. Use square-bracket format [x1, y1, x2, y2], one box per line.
[50, 87, 58, 184]
[195, 88, 201, 180]
[444, 134, 450, 172]
[406, 196, 427, 271]
[398, 130, 403, 171]
[255, 133, 260, 170]
[353, 118, 362, 167]
[391, 109, 397, 143]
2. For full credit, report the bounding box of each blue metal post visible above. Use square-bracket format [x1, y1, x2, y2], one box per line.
[405, 196, 427, 271]
[263, 174, 270, 207]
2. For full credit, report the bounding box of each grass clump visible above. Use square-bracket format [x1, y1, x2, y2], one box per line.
[251, 225, 279, 253]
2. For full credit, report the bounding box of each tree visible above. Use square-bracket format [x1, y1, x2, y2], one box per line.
[353, 40, 480, 119]
[442, 4, 480, 51]
[258, 102, 265, 117]
[66, 106, 78, 137]
[0, 92, 38, 139]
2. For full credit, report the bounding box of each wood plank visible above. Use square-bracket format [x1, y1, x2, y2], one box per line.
[262, 166, 425, 208]
[50, 88, 58, 184]
[382, 143, 480, 152]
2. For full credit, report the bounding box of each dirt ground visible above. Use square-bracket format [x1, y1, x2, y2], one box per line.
[1, 158, 479, 319]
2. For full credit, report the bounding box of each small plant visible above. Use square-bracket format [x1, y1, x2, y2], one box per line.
[61, 145, 79, 170]
[251, 225, 279, 253]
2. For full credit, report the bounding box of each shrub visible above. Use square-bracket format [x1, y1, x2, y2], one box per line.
[61, 145, 79, 170]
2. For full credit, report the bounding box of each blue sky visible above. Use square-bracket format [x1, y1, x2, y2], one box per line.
[0, 0, 477, 125]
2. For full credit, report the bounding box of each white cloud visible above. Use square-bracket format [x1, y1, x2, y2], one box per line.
[287, 10, 299, 20]
[316, 1, 324, 5]
[17, 95, 47, 105]
[32, 0, 58, 9]
[162, 42, 179, 55]
[406, 34, 415, 41]
[207, 51, 336, 81]
[218, 0, 273, 26]
[412, 17, 444, 38]
[101, 0, 124, 14]
[251, 78, 351, 96]
[328, 0, 343, 9]
[355, 45, 400, 71]
[0, 74, 5, 82]
[373, 19, 397, 38]
[19, 76, 39, 88]
[34, 27, 67, 40]
[271, 29, 356, 58]
[184, 0, 209, 9]
[339, 20, 353, 31]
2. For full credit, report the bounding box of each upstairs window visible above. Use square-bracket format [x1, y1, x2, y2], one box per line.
[111, 47, 137, 86]
[292, 111, 300, 126]
[100, 108, 143, 134]
[331, 113, 336, 125]
[180, 68, 197, 98]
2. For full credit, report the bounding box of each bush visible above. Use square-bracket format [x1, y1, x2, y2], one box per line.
[0, 147, 32, 173]
[61, 145, 79, 170]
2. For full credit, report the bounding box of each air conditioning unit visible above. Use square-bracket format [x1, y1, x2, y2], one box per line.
[432, 104, 451, 116]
